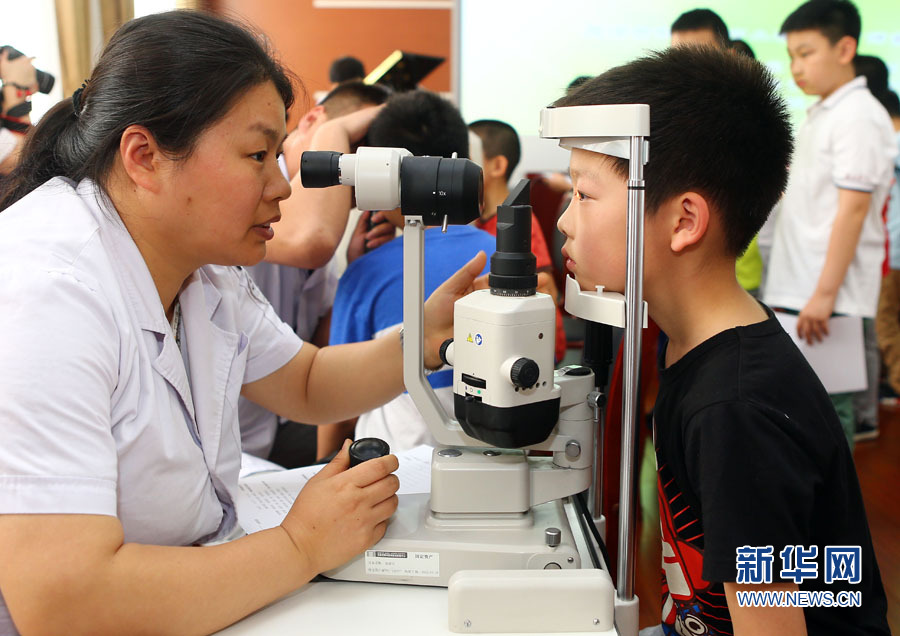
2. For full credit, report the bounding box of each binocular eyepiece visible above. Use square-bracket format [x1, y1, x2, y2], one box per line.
[300, 147, 483, 226]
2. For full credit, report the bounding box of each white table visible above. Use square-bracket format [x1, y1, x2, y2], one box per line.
[218, 504, 620, 636]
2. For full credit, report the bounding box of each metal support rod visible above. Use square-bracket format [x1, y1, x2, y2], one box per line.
[584, 321, 612, 521]
[590, 398, 606, 519]
[597, 405, 606, 518]
[616, 136, 646, 601]
[401, 217, 472, 447]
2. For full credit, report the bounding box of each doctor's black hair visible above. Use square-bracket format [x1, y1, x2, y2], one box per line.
[554, 46, 793, 257]
[0, 11, 296, 211]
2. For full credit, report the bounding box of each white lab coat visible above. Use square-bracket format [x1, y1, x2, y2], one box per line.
[0, 178, 302, 633]
[239, 258, 338, 457]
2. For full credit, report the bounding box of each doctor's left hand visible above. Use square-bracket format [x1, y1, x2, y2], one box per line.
[280, 440, 399, 575]
[423, 251, 487, 369]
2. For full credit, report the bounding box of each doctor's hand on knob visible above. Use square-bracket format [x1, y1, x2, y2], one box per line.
[279, 439, 399, 575]
[422, 250, 487, 369]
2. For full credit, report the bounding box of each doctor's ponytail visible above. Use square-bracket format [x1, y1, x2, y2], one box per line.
[0, 97, 82, 209]
[0, 11, 296, 211]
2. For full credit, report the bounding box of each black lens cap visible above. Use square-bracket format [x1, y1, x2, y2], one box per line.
[349, 438, 391, 467]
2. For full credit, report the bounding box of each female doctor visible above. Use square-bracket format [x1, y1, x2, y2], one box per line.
[0, 11, 485, 635]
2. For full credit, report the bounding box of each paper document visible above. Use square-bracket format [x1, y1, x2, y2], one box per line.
[239, 452, 286, 479]
[774, 313, 866, 393]
[236, 445, 433, 534]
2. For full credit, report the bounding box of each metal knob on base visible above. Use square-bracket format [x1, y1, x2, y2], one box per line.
[545, 527, 561, 548]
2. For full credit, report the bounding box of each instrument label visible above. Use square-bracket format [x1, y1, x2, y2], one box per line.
[364, 550, 440, 577]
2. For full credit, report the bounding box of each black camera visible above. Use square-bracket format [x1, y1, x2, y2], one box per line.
[2, 46, 55, 94]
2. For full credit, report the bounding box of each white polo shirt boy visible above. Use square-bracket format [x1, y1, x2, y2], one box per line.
[765, 76, 898, 317]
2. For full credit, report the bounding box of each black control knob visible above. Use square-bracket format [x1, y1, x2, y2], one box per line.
[510, 357, 540, 388]
[439, 338, 454, 366]
[349, 438, 390, 467]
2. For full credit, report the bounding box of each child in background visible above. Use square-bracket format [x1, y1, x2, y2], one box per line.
[468, 119, 567, 363]
[669, 8, 729, 48]
[873, 91, 900, 407]
[850, 53, 896, 440]
[763, 0, 897, 450]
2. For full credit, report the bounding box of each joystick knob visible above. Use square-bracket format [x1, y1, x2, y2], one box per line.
[510, 357, 540, 388]
[349, 438, 391, 467]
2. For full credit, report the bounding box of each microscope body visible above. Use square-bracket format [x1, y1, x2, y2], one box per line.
[448, 290, 560, 449]
[298, 102, 650, 634]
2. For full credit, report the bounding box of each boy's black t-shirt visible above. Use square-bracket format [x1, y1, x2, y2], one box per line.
[653, 306, 889, 635]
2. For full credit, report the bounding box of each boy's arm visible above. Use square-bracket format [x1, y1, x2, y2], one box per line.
[265, 106, 382, 269]
[723, 582, 808, 636]
[796, 188, 871, 344]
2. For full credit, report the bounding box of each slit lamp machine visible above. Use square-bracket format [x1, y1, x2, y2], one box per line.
[300, 102, 649, 635]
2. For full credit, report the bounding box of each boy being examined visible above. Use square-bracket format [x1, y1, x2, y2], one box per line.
[764, 0, 897, 448]
[556, 46, 888, 635]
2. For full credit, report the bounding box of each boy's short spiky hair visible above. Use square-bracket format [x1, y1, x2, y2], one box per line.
[780, 0, 861, 43]
[320, 80, 391, 118]
[468, 119, 521, 181]
[554, 46, 793, 257]
[368, 90, 469, 159]
[670, 9, 729, 46]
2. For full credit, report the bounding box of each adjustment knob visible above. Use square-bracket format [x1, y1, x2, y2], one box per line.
[545, 527, 561, 548]
[510, 357, 539, 388]
[439, 338, 454, 366]
[349, 438, 390, 467]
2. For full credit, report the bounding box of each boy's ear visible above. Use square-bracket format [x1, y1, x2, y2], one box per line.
[666, 192, 710, 253]
[118, 124, 164, 192]
[297, 105, 327, 133]
[835, 35, 857, 64]
[485, 155, 509, 181]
